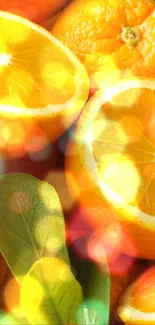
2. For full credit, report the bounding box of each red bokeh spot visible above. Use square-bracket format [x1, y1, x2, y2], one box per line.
[87, 223, 122, 264]
[107, 253, 135, 276]
[66, 207, 93, 260]
[26, 127, 49, 154]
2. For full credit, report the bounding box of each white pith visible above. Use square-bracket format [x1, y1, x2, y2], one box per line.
[118, 282, 155, 323]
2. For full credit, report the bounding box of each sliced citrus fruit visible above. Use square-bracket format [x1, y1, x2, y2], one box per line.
[118, 266, 155, 324]
[110, 259, 146, 311]
[0, 11, 89, 157]
[66, 77, 155, 259]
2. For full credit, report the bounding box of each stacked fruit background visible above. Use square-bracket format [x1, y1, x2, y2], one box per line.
[0, 1, 155, 325]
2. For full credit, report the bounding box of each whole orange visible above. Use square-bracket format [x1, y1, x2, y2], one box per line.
[51, 0, 155, 88]
[0, 0, 71, 23]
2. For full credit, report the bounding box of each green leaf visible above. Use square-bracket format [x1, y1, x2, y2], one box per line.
[76, 261, 110, 325]
[0, 173, 69, 284]
[0, 311, 24, 325]
[0, 313, 19, 325]
[11, 307, 30, 324]
[20, 257, 83, 325]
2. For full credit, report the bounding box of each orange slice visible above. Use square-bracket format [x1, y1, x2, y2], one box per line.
[0, 11, 89, 157]
[118, 266, 155, 324]
[66, 77, 155, 259]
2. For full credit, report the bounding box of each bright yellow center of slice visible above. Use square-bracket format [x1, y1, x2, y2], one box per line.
[92, 87, 155, 212]
[0, 53, 11, 66]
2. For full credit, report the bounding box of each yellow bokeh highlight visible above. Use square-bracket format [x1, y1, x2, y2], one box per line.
[21, 275, 44, 320]
[40, 59, 76, 105]
[35, 216, 63, 253]
[98, 153, 140, 204]
[44, 171, 75, 212]
[41, 61, 72, 89]
[93, 118, 128, 163]
[93, 118, 128, 144]
[0, 96, 26, 108]
[21, 257, 82, 325]
[56, 260, 74, 283]
[2, 122, 26, 145]
[110, 87, 141, 109]
[36, 258, 74, 283]
[87, 54, 122, 88]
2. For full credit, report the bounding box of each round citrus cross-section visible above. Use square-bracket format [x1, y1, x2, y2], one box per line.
[118, 266, 155, 324]
[0, 11, 89, 157]
[66, 77, 155, 259]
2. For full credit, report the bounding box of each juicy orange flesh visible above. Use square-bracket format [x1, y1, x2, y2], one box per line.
[131, 267, 155, 312]
[0, 15, 76, 109]
[92, 87, 155, 213]
[51, 0, 155, 84]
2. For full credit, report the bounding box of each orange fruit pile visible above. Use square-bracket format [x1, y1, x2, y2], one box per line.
[0, 0, 155, 324]
[51, 0, 155, 88]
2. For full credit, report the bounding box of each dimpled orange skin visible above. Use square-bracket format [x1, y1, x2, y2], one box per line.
[0, 0, 71, 23]
[51, 0, 155, 82]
